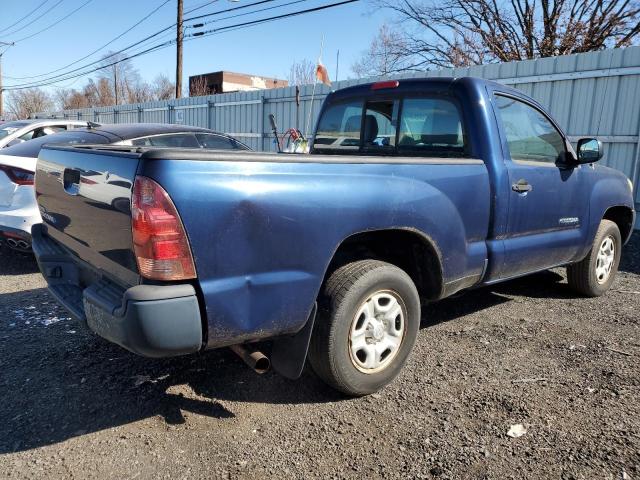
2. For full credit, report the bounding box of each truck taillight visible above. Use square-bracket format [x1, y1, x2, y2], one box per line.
[0, 165, 34, 185]
[131, 176, 196, 281]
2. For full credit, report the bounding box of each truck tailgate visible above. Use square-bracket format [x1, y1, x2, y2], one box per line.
[35, 146, 141, 287]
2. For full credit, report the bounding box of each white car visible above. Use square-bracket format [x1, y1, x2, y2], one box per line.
[0, 119, 90, 149]
[0, 124, 251, 251]
[0, 153, 38, 251]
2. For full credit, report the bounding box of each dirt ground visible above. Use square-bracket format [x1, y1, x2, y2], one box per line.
[0, 234, 638, 479]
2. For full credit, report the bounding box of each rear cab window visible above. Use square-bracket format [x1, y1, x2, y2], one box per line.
[313, 100, 363, 152]
[131, 134, 200, 148]
[313, 94, 468, 158]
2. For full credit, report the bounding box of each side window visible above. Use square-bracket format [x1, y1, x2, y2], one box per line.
[195, 133, 234, 150]
[132, 134, 199, 148]
[313, 100, 363, 153]
[38, 126, 67, 138]
[362, 100, 399, 151]
[19, 129, 35, 141]
[398, 98, 465, 156]
[494, 95, 565, 164]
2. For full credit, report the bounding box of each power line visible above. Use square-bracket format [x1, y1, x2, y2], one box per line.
[6, 40, 177, 91]
[0, 0, 50, 35]
[187, 0, 278, 21]
[184, 0, 219, 15]
[190, 0, 359, 37]
[3, 0, 360, 91]
[3, 26, 177, 88]
[187, 0, 310, 28]
[3, 0, 285, 86]
[11, 0, 95, 43]
[0, 0, 65, 38]
[2, 0, 172, 80]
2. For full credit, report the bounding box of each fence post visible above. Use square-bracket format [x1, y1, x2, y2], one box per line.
[167, 105, 174, 124]
[138, 106, 143, 123]
[259, 93, 266, 152]
[207, 99, 214, 130]
[632, 117, 640, 207]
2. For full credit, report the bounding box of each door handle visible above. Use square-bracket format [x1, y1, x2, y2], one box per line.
[63, 168, 81, 195]
[512, 179, 532, 193]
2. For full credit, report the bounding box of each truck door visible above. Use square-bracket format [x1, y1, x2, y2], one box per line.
[492, 92, 590, 279]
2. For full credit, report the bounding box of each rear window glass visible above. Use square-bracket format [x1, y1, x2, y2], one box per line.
[2, 131, 110, 158]
[313, 96, 467, 157]
[313, 100, 363, 152]
[398, 99, 465, 156]
[362, 100, 399, 152]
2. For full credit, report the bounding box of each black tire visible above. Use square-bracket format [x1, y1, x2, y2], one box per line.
[567, 219, 621, 297]
[308, 260, 420, 396]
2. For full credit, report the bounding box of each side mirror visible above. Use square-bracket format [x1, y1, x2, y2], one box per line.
[576, 138, 603, 164]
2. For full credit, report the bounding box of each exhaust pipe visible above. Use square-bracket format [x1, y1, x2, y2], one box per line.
[4, 237, 31, 251]
[229, 344, 270, 374]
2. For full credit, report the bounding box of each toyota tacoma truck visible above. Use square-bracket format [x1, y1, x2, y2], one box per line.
[32, 77, 636, 396]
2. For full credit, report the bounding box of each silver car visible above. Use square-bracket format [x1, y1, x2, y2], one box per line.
[0, 119, 91, 149]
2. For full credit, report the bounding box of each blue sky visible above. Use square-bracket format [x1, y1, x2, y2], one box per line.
[0, 0, 385, 94]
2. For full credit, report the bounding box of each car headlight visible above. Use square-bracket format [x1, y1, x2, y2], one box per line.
[628, 178, 634, 192]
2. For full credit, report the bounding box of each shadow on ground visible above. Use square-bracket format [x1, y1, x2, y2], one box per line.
[619, 231, 639, 275]
[0, 233, 637, 454]
[0, 246, 39, 276]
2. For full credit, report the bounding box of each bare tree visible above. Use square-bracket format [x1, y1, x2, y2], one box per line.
[373, 0, 640, 68]
[55, 88, 91, 110]
[352, 24, 413, 77]
[287, 59, 317, 85]
[189, 76, 210, 96]
[151, 74, 175, 100]
[98, 51, 142, 105]
[6, 88, 54, 119]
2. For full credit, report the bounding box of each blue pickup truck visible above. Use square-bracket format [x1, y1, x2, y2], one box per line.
[33, 77, 635, 395]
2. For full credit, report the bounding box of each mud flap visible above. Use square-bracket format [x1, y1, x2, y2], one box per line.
[271, 303, 317, 380]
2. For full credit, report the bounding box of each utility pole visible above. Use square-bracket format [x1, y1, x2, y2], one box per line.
[176, 0, 183, 99]
[0, 42, 14, 120]
[113, 64, 119, 105]
[0, 52, 4, 120]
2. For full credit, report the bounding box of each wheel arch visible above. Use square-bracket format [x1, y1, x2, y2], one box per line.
[603, 205, 635, 245]
[324, 228, 445, 301]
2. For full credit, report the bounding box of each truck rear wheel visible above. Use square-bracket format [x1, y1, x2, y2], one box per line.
[308, 260, 420, 396]
[567, 219, 621, 297]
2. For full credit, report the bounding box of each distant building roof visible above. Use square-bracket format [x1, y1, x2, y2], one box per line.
[189, 71, 288, 96]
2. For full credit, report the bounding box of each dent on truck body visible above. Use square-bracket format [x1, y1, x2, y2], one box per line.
[141, 158, 491, 347]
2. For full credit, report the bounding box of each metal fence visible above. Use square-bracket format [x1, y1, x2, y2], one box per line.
[38, 46, 640, 225]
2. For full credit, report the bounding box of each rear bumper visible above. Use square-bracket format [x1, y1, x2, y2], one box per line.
[32, 224, 203, 358]
[0, 207, 40, 239]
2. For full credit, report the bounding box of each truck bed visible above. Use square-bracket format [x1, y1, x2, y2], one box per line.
[35, 144, 491, 349]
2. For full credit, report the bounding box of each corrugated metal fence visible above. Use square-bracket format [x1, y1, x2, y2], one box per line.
[38, 46, 640, 222]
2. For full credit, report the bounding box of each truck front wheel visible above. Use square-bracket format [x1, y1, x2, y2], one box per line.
[308, 260, 420, 396]
[567, 219, 622, 297]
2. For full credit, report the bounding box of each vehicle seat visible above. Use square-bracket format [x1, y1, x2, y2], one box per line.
[421, 110, 461, 145]
[363, 115, 379, 146]
[343, 115, 361, 134]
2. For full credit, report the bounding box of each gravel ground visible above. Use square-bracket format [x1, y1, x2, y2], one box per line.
[1, 234, 639, 479]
